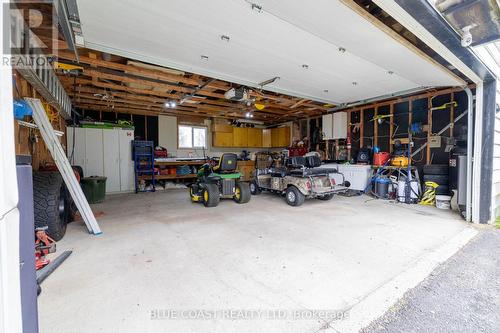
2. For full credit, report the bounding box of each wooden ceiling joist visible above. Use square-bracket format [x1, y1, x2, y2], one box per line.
[56, 48, 330, 124]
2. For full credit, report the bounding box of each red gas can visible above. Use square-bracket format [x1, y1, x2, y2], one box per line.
[373, 152, 390, 166]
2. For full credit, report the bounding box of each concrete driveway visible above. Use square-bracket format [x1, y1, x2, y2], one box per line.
[38, 190, 476, 333]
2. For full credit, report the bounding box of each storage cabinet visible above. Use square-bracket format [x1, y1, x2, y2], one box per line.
[262, 129, 272, 148]
[247, 128, 262, 147]
[211, 125, 290, 148]
[322, 112, 347, 140]
[322, 114, 333, 140]
[213, 132, 233, 147]
[233, 127, 248, 147]
[67, 127, 134, 193]
[277, 126, 290, 147]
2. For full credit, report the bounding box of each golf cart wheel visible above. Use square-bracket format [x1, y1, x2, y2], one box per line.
[33, 172, 69, 241]
[317, 193, 334, 201]
[250, 179, 261, 195]
[234, 182, 251, 204]
[285, 186, 305, 207]
[203, 184, 220, 207]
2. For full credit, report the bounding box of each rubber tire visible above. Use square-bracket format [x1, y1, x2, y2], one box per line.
[33, 172, 68, 241]
[423, 164, 448, 175]
[435, 185, 450, 195]
[317, 193, 334, 201]
[203, 183, 220, 207]
[423, 174, 449, 185]
[234, 182, 251, 204]
[285, 186, 305, 207]
[71, 165, 84, 179]
[250, 180, 261, 195]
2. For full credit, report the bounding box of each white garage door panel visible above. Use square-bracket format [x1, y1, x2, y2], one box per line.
[77, 0, 462, 104]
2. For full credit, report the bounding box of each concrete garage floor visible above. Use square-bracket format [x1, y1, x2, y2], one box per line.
[39, 190, 477, 333]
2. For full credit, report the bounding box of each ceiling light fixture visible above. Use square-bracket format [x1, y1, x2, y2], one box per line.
[338, 47, 346, 53]
[352, 82, 358, 86]
[220, 35, 230, 42]
[302, 64, 309, 69]
[165, 101, 177, 108]
[387, 70, 394, 75]
[245, 112, 254, 118]
[201, 55, 209, 61]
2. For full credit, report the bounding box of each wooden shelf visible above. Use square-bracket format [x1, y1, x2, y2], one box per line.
[139, 173, 197, 180]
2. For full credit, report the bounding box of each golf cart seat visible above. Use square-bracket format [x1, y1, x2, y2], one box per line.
[212, 153, 238, 173]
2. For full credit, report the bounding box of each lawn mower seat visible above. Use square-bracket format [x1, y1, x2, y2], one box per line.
[213, 153, 238, 173]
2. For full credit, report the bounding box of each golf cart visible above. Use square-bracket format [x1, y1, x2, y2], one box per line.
[250, 152, 349, 206]
[190, 153, 251, 207]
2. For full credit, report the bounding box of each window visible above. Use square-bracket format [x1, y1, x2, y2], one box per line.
[178, 125, 207, 149]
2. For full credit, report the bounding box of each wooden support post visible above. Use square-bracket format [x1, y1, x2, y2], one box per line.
[426, 97, 432, 165]
[144, 115, 148, 140]
[450, 92, 455, 138]
[360, 109, 364, 147]
[389, 103, 394, 153]
[408, 100, 413, 156]
[374, 106, 378, 148]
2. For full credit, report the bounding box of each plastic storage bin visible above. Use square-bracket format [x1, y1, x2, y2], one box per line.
[81, 176, 107, 203]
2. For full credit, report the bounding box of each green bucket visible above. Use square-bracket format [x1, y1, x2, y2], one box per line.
[80, 176, 107, 204]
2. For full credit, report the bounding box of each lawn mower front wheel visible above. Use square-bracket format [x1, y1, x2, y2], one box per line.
[234, 182, 251, 204]
[203, 183, 220, 207]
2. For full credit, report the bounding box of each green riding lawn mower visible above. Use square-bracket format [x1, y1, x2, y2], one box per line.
[189, 153, 251, 207]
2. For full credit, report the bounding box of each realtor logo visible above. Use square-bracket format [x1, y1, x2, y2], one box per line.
[2, 1, 58, 68]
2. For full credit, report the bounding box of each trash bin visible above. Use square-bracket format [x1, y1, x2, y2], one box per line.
[80, 176, 107, 203]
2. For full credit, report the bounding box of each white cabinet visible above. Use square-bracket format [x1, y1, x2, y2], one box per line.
[103, 130, 121, 193]
[66, 127, 134, 193]
[118, 130, 135, 192]
[85, 128, 104, 177]
[67, 127, 86, 167]
[332, 112, 347, 139]
[322, 114, 333, 140]
[322, 112, 347, 140]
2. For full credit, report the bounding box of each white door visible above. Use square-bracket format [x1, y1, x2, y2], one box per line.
[119, 130, 135, 191]
[103, 130, 121, 193]
[84, 128, 104, 177]
[67, 127, 86, 171]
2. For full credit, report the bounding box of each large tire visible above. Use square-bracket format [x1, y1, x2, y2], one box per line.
[250, 180, 261, 195]
[285, 186, 305, 207]
[33, 172, 68, 241]
[423, 174, 449, 185]
[234, 182, 251, 204]
[203, 183, 220, 207]
[317, 193, 334, 201]
[423, 164, 448, 175]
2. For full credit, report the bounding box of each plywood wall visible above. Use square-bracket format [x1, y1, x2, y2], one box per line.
[12, 70, 67, 171]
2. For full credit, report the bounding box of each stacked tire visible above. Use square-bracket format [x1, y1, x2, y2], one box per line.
[422, 164, 449, 196]
[33, 171, 71, 241]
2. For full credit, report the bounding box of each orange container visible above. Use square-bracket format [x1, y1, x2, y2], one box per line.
[168, 167, 177, 175]
[373, 152, 390, 166]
